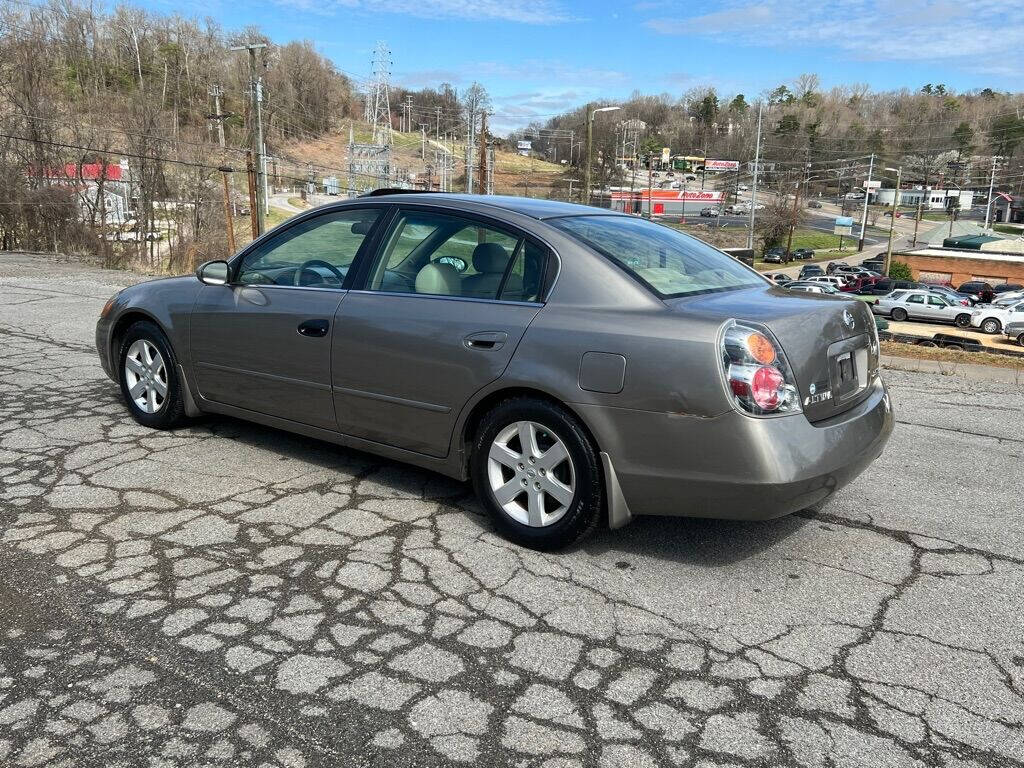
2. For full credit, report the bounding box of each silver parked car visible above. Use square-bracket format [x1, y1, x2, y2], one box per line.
[96, 193, 893, 549]
[872, 290, 974, 327]
[1005, 321, 1024, 346]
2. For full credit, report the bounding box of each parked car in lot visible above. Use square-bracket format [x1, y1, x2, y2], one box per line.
[807, 200, 823, 209]
[793, 248, 815, 260]
[826, 261, 849, 275]
[872, 290, 973, 327]
[783, 281, 840, 295]
[993, 283, 1023, 294]
[1005, 321, 1024, 346]
[799, 264, 825, 279]
[882, 210, 903, 218]
[804, 275, 849, 289]
[969, 299, 1024, 334]
[765, 272, 790, 284]
[924, 285, 972, 306]
[724, 204, 747, 215]
[860, 278, 923, 296]
[798, 264, 823, 280]
[700, 207, 720, 217]
[763, 247, 791, 264]
[95, 193, 892, 549]
[957, 281, 995, 303]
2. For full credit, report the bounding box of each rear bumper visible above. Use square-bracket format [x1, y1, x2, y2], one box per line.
[575, 377, 893, 521]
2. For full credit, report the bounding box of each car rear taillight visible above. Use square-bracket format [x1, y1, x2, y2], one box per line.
[720, 321, 801, 416]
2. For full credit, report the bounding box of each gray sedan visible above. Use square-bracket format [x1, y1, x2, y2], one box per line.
[872, 290, 974, 327]
[96, 193, 893, 549]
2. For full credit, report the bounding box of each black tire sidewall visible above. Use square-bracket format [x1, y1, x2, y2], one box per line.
[892, 308, 907, 321]
[117, 320, 185, 429]
[982, 319, 1000, 334]
[955, 314, 970, 328]
[471, 398, 603, 550]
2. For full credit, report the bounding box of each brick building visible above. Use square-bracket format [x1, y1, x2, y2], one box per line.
[894, 247, 1024, 287]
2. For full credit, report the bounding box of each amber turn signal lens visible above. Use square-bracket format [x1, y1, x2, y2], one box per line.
[746, 332, 777, 365]
[100, 296, 117, 318]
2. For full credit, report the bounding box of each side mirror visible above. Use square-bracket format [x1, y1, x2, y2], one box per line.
[196, 260, 229, 286]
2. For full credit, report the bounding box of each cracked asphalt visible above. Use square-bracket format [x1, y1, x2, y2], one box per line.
[1, 252, 1022, 768]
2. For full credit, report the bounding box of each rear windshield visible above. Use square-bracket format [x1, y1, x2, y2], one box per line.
[549, 215, 763, 298]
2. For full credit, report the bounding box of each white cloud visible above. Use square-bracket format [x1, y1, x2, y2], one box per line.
[275, 0, 575, 23]
[644, 0, 1024, 76]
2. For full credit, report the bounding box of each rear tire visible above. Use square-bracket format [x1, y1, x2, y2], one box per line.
[981, 318, 1001, 334]
[1017, 333, 1024, 347]
[117, 320, 187, 430]
[471, 397, 603, 551]
[891, 308, 908, 322]
[954, 313, 971, 328]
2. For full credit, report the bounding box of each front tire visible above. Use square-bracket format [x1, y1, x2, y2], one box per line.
[1017, 333, 1024, 347]
[471, 397, 603, 550]
[891, 308, 908, 322]
[955, 313, 971, 328]
[981, 318, 1001, 334]
[117, 320, 187, 429]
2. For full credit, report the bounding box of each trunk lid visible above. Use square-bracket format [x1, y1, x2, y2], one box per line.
[666, 286, 879, 422]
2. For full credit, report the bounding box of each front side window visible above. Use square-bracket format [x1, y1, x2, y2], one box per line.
[237, 208, 381, 287]
[928, 296, 948, 306]
[366, 210, 545, 301]
[550, 215, 762, 298]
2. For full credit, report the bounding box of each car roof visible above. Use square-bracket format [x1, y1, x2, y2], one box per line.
[355, 192, 619, 221]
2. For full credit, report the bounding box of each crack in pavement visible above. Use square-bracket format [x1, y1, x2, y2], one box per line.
[0, 255, 1022, 767]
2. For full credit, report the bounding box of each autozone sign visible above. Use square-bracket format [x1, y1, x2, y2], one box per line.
[610, 190, 724, 201]
[704, 159, 739, 171]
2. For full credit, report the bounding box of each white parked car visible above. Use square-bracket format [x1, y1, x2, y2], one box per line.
[992, 290, 1024, 306]
[872, 290, 974, 326]
[969, 299, 1024, 334]
[805, 275, 848, 288]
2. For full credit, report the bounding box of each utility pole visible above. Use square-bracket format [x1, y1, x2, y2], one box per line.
[231, 43, 267, 236]
[984, 155, 1002, 230]
[435, 106, 442, 139]
[883, 165, 902, 277]
[746, 102, 763, 251]
[245, 151, 259, 240]
[466, 106, 475, 193]
[785, 180, 802, 254]
[209, 85, 226, 148]
[218, 166, 236, 254]
[858, 152, 874, 251]
[478, 112, 488, 195]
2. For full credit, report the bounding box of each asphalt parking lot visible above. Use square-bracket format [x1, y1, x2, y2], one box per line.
[1, 252, 1022, 768]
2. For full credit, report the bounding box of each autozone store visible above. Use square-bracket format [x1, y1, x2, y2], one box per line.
[609, 189, 725, 217]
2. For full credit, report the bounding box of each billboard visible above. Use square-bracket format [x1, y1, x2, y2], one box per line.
[834, 216, 854, 236]
[705, 159, 740, 172]
[516, 140, 532, 150]
[863, 179, 881, 189]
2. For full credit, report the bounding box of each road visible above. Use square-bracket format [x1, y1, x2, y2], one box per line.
[1, 252, 1023, 767]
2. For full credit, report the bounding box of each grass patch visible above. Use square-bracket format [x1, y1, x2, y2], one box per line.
[287, 197, 311, 210]
[994, 223, 1023, 234]
[881, 340, 1024, 371]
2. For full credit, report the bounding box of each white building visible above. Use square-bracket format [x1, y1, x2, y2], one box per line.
[873, 186, 973, 210]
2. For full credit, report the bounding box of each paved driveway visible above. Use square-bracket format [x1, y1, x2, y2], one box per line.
[1, 253, 1022, 767]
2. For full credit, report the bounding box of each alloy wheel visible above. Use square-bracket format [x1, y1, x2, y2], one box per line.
[487, 421, 576, 527]
[124, 339, 167, 414]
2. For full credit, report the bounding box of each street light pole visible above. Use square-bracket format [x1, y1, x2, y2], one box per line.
[584, 105, 620, 206]
[884, 166, 902, 277]
[746, 102, 763, 251]
[858, 153, 874, 251]
[983, 155, 1002, 230]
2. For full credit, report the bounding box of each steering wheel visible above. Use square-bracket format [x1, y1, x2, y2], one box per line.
[294, 259, 345, 287]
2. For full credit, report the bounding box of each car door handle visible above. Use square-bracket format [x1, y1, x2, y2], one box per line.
[464, 331, 507, 350]
[297, 319, 330, 338]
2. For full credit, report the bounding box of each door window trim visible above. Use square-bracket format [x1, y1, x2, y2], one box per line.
[226, 203, 393, 290]
[348, 203, 557, 304]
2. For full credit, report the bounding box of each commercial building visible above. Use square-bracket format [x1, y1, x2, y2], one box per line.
[990, 192, 1023, 224]
[608, 188, 724, 217]
[874, 186, 973, 210]
[895, 246, 1024, 286]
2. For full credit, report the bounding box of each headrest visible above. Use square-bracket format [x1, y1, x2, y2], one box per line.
[472, 242, 508, 273]
[415, 262, 460, 295]
[351, 220, 373, 235]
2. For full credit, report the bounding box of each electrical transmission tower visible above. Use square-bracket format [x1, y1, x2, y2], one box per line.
[369, 42, 393, 147]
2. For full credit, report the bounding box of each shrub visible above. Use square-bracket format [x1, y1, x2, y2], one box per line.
[888, 261, 913, 280]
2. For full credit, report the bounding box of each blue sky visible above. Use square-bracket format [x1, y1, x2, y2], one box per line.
[141, 0, 1021, 135]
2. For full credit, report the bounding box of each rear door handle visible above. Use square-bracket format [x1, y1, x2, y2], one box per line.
[464, 331, 507, 350]
[297, 319, 330, 338]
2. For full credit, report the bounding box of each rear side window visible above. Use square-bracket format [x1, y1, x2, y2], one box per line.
[549, 215, 761, 298]
[888, 290, 907, 299]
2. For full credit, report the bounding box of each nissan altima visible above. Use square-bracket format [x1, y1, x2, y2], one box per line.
[96, 193, 893, 549]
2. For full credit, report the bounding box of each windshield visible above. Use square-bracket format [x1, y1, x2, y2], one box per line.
[550, 215, 764, 298]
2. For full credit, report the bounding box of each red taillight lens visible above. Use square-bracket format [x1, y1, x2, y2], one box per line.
[721, 321, 801, 416]
[750, 365, 784, 410]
